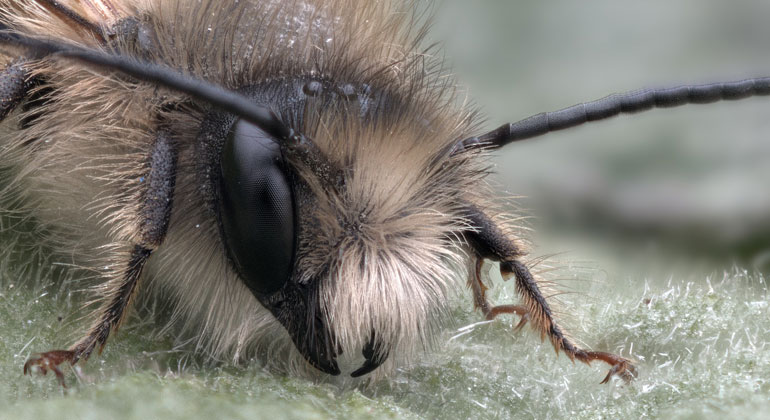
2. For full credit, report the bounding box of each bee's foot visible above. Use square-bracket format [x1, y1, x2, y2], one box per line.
[594, 353, 637, 384]
[484, 304, 530, 331]
[23, 350, 77, 388]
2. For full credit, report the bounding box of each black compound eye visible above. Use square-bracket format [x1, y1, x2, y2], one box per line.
[220, 119, 294, 295]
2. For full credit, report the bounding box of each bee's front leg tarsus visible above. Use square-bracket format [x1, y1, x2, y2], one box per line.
[23, 350, 76, 388]
[484, 304, 530, 331]
[469, 258, 530, 328]
[581, 351, 637, 384]
[502, 258, 637, 383]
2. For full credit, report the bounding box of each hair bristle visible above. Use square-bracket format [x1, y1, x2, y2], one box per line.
[0, 0, 560, 378]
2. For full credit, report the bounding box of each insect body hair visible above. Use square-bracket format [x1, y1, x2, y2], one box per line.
[1, 0, 540, 377]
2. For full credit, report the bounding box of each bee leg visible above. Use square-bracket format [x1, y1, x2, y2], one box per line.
[502, 260, 636, 383]
[465, 206, 636, 383]
[469, 257, 530, 330]
[0, 59, 35, 123]
[24, 130, 177, 386]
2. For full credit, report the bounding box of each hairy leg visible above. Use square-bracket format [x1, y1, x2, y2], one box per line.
[24, 130, 178, 387]
[464, 205, 636, 383]
[0, 59, 34, 122]
[469, 257, 530, 329]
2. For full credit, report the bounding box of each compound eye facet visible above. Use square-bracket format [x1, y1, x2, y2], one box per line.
[220, 119, 295, 295]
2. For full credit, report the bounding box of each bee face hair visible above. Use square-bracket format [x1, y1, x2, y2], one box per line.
[4, 0, 765, 384]
[2, 0, 493, 378]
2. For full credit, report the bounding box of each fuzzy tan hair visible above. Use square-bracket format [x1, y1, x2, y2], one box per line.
[0, 0, 540, 378]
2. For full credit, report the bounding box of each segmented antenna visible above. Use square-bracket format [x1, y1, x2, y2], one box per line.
[453, 78, 770, 155]
[0, 26, 297, 144]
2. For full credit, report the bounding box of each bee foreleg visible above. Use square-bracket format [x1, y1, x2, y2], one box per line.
[465, 206, 636, 383]
[469, 257, 530, 329]
[24, 130, 178, 387]
[0, 59, 34, 122]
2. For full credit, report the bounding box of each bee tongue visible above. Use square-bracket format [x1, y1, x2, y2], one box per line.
[350, 333, 389, 378]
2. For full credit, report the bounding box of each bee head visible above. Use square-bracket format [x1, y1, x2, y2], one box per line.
[199, 77, 481, 376]
[0, 0, 485, 377]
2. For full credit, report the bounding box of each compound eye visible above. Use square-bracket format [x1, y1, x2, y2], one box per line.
[220, 119, 294, 295]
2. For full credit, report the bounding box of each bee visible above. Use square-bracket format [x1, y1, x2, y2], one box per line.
[1, 0, 765, 387]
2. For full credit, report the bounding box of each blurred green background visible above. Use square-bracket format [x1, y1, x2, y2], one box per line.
[2, 1, 770, 419]
[435, 0, 770, 272]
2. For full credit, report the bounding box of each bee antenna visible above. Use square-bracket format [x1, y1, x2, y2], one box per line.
[0, 27, 297, 144]
[453, 78, 770, 155]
